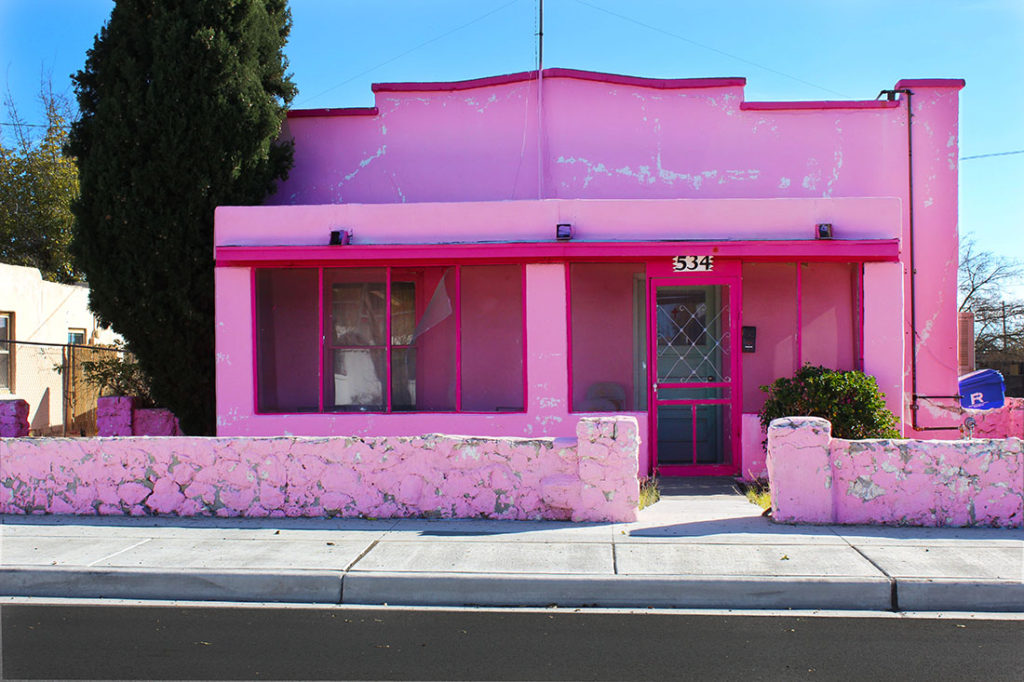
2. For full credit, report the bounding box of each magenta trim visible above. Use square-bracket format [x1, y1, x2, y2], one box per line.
[796, 263, 804, 367]
[317, 267, 325, 413]
[385, 267, 392, 413]
[520, 264, 528, 411]
[287, 107, 379, 118]
[894, 78, 965, 90]
[372, 68, 746, 94]
[565, 264, 574, 412]
[216, 240, 901, 267]
[731, 278, 743, 473]
[856, 264, 865, 371]
[741, 100, 899, 111]
[691, 405, 698, 465]
[454, 266, 462, 412]
[657, 464, 736, 477]
[250, 268, 259, 416]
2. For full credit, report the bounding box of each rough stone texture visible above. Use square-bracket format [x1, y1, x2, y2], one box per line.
[0, 416, 639, 522]
[0, 400, 30, 437]
[96, 397, 135, 437]
[97, 396, 182, 437]
[132, 408, 183, 437]
[965, 397, 1024, 439]
[768, 417, 1024, 527]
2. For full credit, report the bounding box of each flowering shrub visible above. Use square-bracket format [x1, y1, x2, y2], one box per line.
[759, 364, 901, 440]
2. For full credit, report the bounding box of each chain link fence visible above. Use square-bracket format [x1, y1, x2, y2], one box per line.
[2, 340, 121, 436]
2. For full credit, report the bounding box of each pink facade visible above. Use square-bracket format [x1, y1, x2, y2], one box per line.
[0, 416, 639, 522]
[767, 417, 1023, 527]
[215, 69, 965, 478]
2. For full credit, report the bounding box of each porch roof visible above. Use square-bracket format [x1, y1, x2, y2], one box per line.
[215, 238, 899, 267]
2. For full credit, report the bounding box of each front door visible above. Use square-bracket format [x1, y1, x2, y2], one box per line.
[649, 278, 739, 476]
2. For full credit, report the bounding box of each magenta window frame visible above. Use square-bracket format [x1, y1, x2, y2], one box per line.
[251, 263, 527, 415]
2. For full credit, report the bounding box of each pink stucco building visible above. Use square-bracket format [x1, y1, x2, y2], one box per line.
[214, 68, 965, 478]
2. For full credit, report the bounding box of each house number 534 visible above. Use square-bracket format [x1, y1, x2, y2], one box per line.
[672, 255, 714, 272]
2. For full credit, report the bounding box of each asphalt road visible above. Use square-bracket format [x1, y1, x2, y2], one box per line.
[2, 604, 1022, 680]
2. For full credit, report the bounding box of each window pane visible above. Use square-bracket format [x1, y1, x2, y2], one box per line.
[325, 268, 386, 346]
[392, 267, 455, 411]
[460, 265, 524, 412]
[330, 348, 385, 411]
[255, 269, 319, 412]
[0, 313, 9, 391]
[570, 263, 647, 412]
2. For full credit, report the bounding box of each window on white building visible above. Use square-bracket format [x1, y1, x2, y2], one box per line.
[0, 313, 12, 391]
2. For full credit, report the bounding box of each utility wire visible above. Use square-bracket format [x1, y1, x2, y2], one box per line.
[294, 0, 522, 107]
[961, 149, 1024, 160]
[571, 0, 851, 98]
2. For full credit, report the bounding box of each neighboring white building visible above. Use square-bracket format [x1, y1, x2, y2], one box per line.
[0, 262, 120, 434]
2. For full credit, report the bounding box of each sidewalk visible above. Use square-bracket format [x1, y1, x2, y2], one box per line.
[2, 479, 1022, 612]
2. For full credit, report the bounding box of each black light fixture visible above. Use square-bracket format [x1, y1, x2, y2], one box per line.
[816, 223, 833, 240]
[556, 223, 574, 241]
[329, 229, 351, 245]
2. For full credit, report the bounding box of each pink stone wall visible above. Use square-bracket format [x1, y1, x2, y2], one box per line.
[0, 416, 639, 522]
[0, 399, 30, 437]
[767, 417, 1023, 527]
[97, 396, 182, 437]
[965, 398, 1024, 439]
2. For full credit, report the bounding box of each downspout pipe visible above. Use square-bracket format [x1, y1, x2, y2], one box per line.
[878, 87, 960, 431]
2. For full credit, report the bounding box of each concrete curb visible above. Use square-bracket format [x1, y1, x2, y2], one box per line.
[0, 567, 342, 604]
[896, 579, 1024, 612]
[341, 572, 894, 610]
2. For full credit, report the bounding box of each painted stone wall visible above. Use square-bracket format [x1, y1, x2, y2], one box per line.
[0, 416, 640, 522]
[964, 398, 1024, 439]
[96, 396, 182, 437]
[767, 416, 1023, 527]
[0, 399, 29, 437]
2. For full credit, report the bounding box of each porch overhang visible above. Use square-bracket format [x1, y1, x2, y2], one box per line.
[216, 239, 899, 268]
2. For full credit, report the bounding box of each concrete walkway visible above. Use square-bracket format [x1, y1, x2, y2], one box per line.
[2, 479, 1022, 612]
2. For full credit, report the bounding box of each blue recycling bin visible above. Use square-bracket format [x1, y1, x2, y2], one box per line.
[959, 369, 1005, 410]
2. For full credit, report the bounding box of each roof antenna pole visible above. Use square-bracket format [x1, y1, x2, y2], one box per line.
[537, 0, 544, 199]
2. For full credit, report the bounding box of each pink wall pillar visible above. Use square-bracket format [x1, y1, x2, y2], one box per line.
[899, 81, 963, 435]
[96, 396, 135, 437]
[766, 416, 833, 523]
[0, 399, 30, 437]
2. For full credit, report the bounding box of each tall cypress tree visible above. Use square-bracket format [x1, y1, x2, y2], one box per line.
[67, 0, 295, 434]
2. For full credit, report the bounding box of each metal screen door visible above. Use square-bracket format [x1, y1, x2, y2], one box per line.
[649, 279, 738, 475]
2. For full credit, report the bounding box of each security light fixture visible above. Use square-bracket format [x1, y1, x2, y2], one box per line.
[816, 223, 833, 240]
[556, 223, 574, 241]
[330, 229, 351, 245]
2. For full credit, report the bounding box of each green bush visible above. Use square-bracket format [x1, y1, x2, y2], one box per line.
[759, 364, 900, 440]
[80, 342, 155, 408]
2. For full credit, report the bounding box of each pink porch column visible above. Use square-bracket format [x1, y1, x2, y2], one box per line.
[862, 261, 905, 434]
[524, 263, 570, 432]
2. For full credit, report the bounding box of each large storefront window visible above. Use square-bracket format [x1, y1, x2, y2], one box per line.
[569, 263, 647, 412]
[256, 265, 523, 413]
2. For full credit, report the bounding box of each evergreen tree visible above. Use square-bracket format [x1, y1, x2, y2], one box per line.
[67, 0, 296, 434]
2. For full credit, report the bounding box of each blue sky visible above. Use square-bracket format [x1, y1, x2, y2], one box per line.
[2, 0, 1022, 266]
